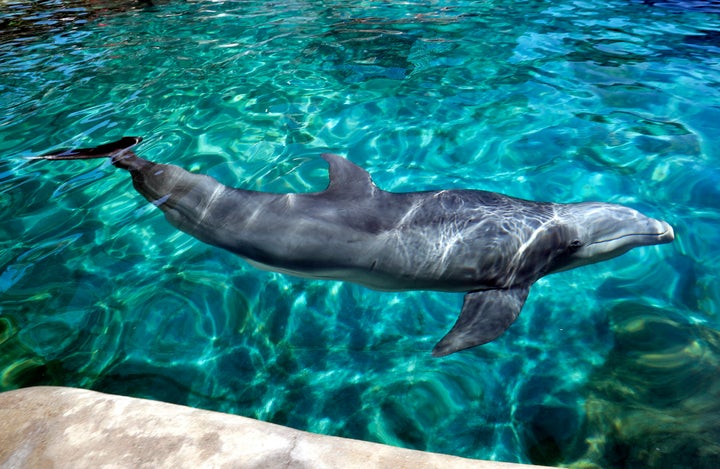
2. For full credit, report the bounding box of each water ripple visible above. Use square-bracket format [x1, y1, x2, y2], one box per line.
[1, 1, 718, 466]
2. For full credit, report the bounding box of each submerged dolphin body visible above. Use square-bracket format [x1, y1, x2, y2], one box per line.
[37, 137, 675, 356]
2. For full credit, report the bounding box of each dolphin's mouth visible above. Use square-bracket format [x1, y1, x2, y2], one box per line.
[590, 221, 675, 247]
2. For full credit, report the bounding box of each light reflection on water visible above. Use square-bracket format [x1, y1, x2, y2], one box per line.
[1, 1, 719, 467]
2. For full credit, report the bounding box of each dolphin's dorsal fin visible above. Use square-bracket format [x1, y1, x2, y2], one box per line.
[320, 153, 378, 198]
[432, 286, 530, 357]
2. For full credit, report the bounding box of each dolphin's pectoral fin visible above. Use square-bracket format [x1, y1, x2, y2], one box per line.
[432, 286, 530, 357]
[320, 153, 378, 198]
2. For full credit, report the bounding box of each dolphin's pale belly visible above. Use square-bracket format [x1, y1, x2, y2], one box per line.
[242, 257, 428, 292]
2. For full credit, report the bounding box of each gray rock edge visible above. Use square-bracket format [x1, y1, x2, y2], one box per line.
[0, 386, 554, 469]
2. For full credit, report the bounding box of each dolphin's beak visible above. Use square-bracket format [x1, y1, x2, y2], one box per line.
[658, 220, 675, 243]
[586, 215, 675, 250]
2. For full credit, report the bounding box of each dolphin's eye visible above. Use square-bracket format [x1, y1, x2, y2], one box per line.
[569, 239, 583, 250]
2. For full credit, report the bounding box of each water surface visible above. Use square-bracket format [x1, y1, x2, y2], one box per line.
[2, 0, 719, 467]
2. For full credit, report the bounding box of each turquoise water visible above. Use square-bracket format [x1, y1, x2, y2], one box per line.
[2, 0, 720, 466]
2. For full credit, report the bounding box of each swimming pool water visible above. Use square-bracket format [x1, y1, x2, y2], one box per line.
[2, 0, 720, 467]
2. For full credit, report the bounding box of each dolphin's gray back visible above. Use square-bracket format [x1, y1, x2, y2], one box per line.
[182, 187, 555, 291]
[327, 189, 558, 291]
[114, 149, 558, 292]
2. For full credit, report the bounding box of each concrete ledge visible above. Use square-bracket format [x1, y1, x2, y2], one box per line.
[0, 387, 546, 468]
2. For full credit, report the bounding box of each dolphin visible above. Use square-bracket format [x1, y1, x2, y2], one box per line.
[35, 137, 675, 356]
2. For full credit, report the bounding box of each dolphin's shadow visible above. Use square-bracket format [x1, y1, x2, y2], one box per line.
[564, 302, 720, 468]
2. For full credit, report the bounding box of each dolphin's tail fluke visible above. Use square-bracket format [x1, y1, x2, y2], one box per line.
[30, 137, 143, 162]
